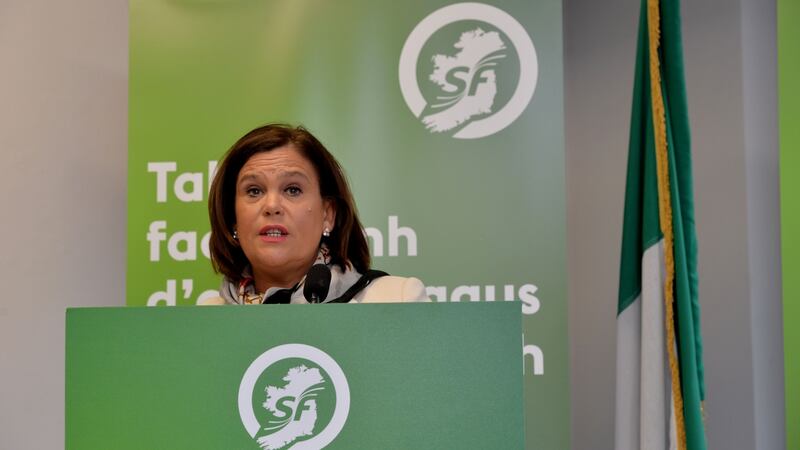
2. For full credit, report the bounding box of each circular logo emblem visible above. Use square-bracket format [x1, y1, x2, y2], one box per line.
[399, 2, 538, 139]
[238, 344, 350, 449]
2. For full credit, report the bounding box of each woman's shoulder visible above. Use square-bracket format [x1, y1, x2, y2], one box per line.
[353, 275, 430, 303]
[198, 296, 227, 306]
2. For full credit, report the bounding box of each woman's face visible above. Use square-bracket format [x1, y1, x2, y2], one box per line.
[234, 145, 335, 287]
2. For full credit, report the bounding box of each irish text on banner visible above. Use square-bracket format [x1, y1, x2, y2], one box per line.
[128, 1, 566, 448]
[615, 1, 707, 449]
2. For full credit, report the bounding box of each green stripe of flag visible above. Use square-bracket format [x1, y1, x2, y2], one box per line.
[618, 0, 662, 316]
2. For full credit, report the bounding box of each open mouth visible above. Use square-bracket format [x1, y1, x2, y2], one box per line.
[259, 225, 288, 237]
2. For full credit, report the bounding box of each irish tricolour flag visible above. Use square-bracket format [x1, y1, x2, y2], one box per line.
[615, 1, 707, 449]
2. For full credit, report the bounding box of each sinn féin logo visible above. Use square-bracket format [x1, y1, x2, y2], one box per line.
[238, 344, 350, 449]
[399, 2, 538, 139]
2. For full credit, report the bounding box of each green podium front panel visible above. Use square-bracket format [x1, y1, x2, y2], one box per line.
[66, 303, 523, 449]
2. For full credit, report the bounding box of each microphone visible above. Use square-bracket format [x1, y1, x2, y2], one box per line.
[303, 264, 331, 303]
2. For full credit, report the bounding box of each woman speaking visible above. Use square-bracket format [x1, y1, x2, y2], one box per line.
[201, 124, 428, 305]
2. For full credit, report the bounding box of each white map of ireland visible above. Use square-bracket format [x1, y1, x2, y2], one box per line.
[257, 365, 325, 450]
[423, 28, 506, 132]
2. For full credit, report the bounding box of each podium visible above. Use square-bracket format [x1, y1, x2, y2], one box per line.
[66, 302, 523, 449]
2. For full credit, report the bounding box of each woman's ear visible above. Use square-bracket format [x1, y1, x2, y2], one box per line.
[323, 199, 336, 232]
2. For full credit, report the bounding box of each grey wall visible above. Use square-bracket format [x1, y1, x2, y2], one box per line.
[566, 0, 784, 449]
[0, 1, 784, 449]
[0, 1, 127, 449]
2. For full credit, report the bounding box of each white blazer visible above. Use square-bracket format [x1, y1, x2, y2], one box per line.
[199, 276, 429, 305]
[351, 276, 429, 303]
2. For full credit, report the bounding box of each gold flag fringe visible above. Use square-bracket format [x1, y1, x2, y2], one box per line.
[646, 0, 688, 448]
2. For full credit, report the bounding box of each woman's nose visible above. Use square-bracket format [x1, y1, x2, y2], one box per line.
[262, 192, 282, 215]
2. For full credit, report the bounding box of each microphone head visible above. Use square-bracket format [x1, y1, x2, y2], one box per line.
[303, 264, 331, 303]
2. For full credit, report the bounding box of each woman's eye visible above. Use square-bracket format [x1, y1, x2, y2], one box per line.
[246, 186, 262, 197]
[285, 186, 302, 196]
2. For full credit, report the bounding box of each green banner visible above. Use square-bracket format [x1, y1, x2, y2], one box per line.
[779, 0, 799, 447]
[128, 1, 566, 447]
[67, 303, 523, 449]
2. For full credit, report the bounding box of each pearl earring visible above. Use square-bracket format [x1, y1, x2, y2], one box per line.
[233, 229, 238, 240]
[322, 228, 330, 237]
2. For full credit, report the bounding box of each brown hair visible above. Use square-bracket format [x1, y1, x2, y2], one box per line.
[208, 124, 371, 282]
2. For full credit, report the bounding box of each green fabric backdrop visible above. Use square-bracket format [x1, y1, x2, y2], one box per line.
[128, 1, 567, 448]
[779, 1, 799, 448]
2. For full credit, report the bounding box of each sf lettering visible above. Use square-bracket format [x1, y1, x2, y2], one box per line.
[270, 395, 317, 422]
